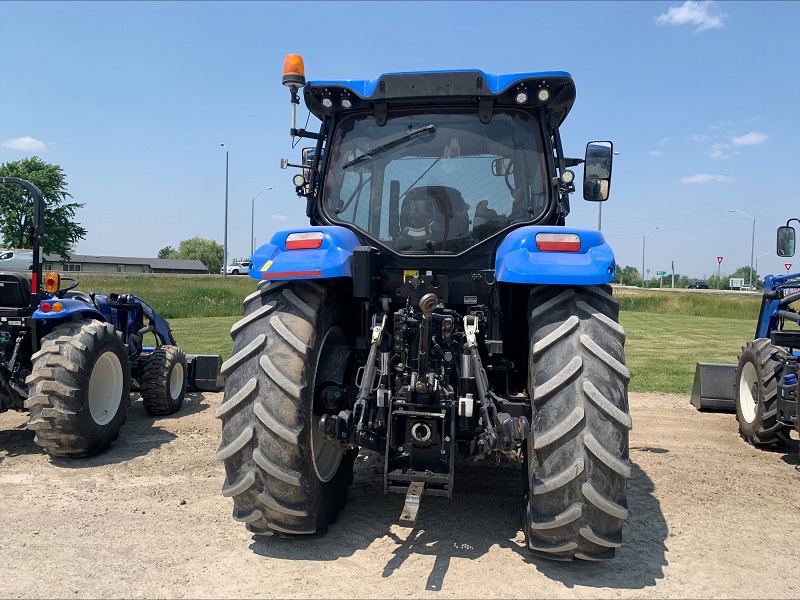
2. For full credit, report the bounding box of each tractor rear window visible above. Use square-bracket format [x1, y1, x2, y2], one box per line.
[322, 109, 548, 254]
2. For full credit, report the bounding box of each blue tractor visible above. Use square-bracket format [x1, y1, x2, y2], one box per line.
[216, 56, 631, 561]
[0, 177, 220, 458]
[734, 221, 799, 449]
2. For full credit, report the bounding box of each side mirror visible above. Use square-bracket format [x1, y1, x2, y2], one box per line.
[583, 141, 613, 202]
[777, 225, 796, 257]
[491, 157, 514, 176]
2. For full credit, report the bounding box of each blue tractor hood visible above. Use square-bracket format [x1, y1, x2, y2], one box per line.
[303, 69, 576, 125]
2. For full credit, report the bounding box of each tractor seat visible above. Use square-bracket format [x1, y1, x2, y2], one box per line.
[399, 186, 470, 242]
[0, 272, 34, 317]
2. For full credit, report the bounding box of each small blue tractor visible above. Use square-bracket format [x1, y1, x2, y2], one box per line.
[693, 220, 799, 456]
[0, 177, 221, 458]
[216, 56, 631, 561]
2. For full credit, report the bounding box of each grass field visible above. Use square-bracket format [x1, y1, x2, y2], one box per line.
[59, 275, 788, 394]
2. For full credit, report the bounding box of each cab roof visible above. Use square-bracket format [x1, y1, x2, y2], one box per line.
[303, 69, 576, 126]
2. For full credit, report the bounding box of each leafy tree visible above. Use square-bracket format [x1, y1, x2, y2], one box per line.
[157, 246, 175, 259]
[0, 157, 86, 260]
[616, 265, 641, 286]
[167, 236, 223, 274]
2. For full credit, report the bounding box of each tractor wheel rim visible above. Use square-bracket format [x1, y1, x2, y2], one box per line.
[311, 326, 346, 483]
[169, 362, 184, 399]
[739, 361, 758, 424]
[88, 351, 124, 426]
[312, 414, 343, 482]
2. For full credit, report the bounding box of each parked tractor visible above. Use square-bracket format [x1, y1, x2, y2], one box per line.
[692, 219, 799, 457]
[0, 177, 221, 458]
[216, 55, 631, 561]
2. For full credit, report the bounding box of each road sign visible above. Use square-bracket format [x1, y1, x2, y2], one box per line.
[786, 263, 793, 272]
[717, 256, 723, 264]
[657, 271, 667, 276]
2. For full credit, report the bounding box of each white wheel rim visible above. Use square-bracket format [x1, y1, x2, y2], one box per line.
[169, 361, 184, 400]
[311, 327, 346, 483]
[738, 361, 758, 424]
[88, 351, 124, 426]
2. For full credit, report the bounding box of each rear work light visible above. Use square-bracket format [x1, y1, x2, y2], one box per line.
[535, 233, 581, 252]
[286, 232, 324, 250]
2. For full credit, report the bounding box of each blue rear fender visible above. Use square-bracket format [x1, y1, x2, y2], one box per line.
[495, 226, 616, 285]
[33, 298, 107, 322]
[249, 226, 361, 281]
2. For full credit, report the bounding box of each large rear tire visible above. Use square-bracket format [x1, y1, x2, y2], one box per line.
[216, 280, 356, 536]
[525, 285, 631, 561]
[141, 345, 187, 416]
[735, 338, 790, 447]
[25, 320, 131, 458]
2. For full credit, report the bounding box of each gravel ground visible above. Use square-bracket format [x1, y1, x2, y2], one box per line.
[1, 390, 798, 599]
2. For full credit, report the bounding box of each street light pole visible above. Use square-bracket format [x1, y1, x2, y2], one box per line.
[755, 251, 769, 287]
[729, 209, 755, 289]
[641, 227, 659, 289]
[250, 186, 272, 256]
[220, 143, 229, 279]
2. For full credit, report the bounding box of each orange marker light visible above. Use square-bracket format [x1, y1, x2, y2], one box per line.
[52, 302, 63, 313]
[282, 54, 306, 88]
[44, 271, 61, 293]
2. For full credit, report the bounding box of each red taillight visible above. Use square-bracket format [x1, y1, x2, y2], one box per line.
[40, 302, 51, 313]
[286, 232, 324, 250]
[535, 233, 581, 252]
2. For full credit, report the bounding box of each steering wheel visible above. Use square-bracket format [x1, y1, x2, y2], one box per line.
[56, 277, 80, 298]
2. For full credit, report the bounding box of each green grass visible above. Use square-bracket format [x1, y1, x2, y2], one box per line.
[614, 287, 761, 320]
[620, 312, 753, 394]
[60, 273, 257, 319]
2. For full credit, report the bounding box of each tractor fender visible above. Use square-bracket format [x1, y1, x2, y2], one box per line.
[33, 298, 107, 322]
[495, 226, 616, 285]
[249, 225, 360, 281]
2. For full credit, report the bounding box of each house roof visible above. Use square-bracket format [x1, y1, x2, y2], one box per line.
[45, 254, 209, 272]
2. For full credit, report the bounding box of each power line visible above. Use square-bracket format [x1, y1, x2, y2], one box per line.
[603, 192, 799, 229]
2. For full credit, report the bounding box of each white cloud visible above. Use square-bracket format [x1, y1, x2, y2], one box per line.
[649, 150, 663, 157]
[687, 134, 709, 142]
[655, 1, 726, 32]
[680, 173, 735, 184]
[730, 131, 769, 146]
[2, 136, 49, 152]
[271, 214, 289, 221]
[658, 137, 669, 147]
[707, 143, 731, 159]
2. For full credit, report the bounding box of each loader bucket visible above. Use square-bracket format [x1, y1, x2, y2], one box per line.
[187, 354, 224, 392]
[690, 362, 737, 411]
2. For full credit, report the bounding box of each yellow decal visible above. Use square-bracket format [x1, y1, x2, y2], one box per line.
[261, 260, 273, 272]
[403, 269, 419, 280]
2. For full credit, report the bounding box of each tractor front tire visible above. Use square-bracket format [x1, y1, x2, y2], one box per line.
[25, 320, 131, 458]
[735, 338, 789, 447]
[141, 345, 187, 415]
[216, 280, 356, 536]
[525, 285, 632, 561]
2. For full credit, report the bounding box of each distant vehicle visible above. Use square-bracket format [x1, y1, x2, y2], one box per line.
[688, 280, 709, 289]
[221, 260, 251, 275]
[0, 249, 33, 272]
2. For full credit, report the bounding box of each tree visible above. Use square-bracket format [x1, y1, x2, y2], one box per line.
[616, 265, 641, 286]
[0, 157, 86, 260]
[168, 236, 223, 274]
[157, 246, 175, 259]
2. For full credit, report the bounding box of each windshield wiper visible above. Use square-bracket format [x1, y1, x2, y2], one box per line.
[343, 124, 436, 169]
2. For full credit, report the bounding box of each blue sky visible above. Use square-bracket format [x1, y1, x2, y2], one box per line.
[1, 1, 798, 280]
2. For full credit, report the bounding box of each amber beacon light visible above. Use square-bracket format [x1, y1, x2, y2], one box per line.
[282, 54, 306, 88]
